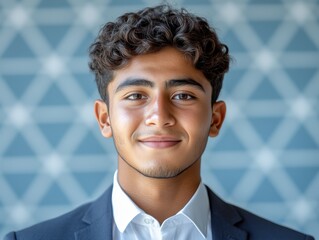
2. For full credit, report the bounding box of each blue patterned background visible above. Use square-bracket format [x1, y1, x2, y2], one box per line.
[0, 0, 318, 238]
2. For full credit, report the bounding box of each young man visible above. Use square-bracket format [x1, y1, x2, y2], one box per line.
[5, 5, 315, 240]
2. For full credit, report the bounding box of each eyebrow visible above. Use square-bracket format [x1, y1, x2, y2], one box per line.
[115, 77, 205, 93]
[115, 78, 154, 93]
[166, 78, 205, 92]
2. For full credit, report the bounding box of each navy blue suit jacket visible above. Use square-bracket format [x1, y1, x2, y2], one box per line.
[4, 186, 315, 240]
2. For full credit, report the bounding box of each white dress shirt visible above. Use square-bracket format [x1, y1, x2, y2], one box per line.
[112, 171, 212, 240]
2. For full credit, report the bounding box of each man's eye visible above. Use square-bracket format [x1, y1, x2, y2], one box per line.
[172, 93, 194, 100]
[126, 93, 146, 100]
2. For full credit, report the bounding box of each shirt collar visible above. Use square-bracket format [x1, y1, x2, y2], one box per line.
[111, 171, 210, 237]
[178, 181, 210, 238]
[112, 171, 142, 233]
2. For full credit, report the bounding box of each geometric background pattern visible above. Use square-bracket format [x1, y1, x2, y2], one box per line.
[0, 0, 318, 238]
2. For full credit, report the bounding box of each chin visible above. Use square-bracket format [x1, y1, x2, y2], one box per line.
[136, 165, 184, 179]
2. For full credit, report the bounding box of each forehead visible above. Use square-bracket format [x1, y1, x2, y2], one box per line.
[111, 47, 208, 86]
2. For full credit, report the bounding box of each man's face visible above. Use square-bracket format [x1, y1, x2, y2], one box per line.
[95, 47, 225, 179]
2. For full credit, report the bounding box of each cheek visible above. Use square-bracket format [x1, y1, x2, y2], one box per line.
[179, 106, 212, 137]
[110, 106, 143, 135]
[112, 102, 135, 119]
[182, 103, 212, 125]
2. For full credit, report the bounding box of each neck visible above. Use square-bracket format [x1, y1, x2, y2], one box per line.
[117, 159, 201, 224]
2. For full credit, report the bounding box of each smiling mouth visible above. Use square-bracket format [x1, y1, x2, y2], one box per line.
[138, 137, 181, 149]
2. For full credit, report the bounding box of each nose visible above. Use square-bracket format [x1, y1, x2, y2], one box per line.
[144, 95, 175, 127]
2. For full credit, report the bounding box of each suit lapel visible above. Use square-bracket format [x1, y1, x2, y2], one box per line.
[75, 186, 113, 240]
[74, 185, 247, 240]
[206, 187, 247, 240]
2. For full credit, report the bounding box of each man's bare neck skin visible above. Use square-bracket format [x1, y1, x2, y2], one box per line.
[117, 157, 201, 224]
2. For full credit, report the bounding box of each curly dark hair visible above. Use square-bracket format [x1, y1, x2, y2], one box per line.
[89, 4, 230, 104]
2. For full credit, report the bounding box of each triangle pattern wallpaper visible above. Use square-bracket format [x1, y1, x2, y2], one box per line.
[0, 0, 318, 238]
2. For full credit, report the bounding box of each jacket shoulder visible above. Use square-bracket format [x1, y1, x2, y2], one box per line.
[5, 202, 91, 240]
[232, 204, 314, 240]
[206, 186, 315, 240]
[4, 186, 113, 240]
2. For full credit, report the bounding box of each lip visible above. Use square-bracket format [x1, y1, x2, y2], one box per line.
[138, 136, 181, 149]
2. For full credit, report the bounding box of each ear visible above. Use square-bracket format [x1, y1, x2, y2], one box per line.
[94, 100, 112, 138]
[209, 101, 226, 137]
